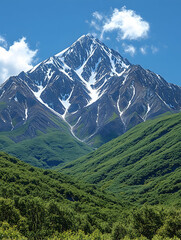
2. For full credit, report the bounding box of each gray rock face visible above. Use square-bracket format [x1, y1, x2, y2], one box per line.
[1, 34, 181, 146]
[0, 76, 67, 142]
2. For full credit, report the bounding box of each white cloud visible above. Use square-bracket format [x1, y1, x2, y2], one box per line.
[0, 37, 37, 84]
[151, 45, 159, 54]
[90, 20, 101, 31]
[106, 37, 110, 40]
[122, 43, 136, 56]
[92, 11, 103, 21]
[92, 32, 98, 38]
[140, 46, 147, 55]
[89, 12, 104, 31]
[0, 36, 7, 48]
[101, 7, 150, 40]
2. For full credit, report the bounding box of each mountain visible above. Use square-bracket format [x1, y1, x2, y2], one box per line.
[0, 76, 92, 168]
[0, 34, 181, 166]
[18, 34, 181, 147]
[60, 111, 181, 206]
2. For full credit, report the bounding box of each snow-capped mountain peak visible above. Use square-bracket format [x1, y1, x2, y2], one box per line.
[6, 34, 180, 146]
[26, 35, 131, 109]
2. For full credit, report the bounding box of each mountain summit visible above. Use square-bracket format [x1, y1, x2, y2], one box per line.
[0, 34, 181, 147]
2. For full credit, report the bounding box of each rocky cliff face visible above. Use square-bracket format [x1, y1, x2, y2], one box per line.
[0, 76, 68, 142]
[0, 34, 181, 146]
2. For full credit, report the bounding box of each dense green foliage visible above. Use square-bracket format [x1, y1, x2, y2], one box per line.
[61, 112, 181, 206]
[0, 111, 181, 239]
[0, 152, 121, 239]
[0, 118, 92, 168]
[0, 152, 181, 239]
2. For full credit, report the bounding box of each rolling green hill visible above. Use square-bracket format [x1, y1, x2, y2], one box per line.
[0, 152, 122, 239]
[61, 112, 181, 206]
[0, 152, 181, 240]
[0, 114, 92, 168]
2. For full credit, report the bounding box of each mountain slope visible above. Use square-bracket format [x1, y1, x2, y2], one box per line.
[17, 34, 181, 147]
[0, 34, 181, 168]
[0, 151, 123, 238]
[61, 112, 181, 205]
[0, 128, 92, 168]
[0, 76, 92, 167]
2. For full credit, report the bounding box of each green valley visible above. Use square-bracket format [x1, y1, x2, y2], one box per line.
[0, 116, 92, 168]
[0, 152, 181, 239]
[61, 112, 181, 206]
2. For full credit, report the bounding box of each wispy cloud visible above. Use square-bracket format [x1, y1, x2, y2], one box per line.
[90, 20, 101, 31]
[140, 46, 147, 55]
[90, 11, 104, 31]
[0, 37, 37, 84]
[92, 11, 103, 21]
[151, 45, 159, 54]
[122, 43, 136, 56]
[0, 35, 7, 48]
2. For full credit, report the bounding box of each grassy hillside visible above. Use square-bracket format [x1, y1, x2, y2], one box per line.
[61, 112, 181, 206]
[0, 152, 121, 239]
[0, 152, 181, 240]
[0, 114, 92, 168]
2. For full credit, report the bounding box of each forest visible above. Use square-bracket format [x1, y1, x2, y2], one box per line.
[0, 152, 181, 239]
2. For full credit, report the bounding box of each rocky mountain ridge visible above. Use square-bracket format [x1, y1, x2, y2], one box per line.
[0, 34, 181, 147]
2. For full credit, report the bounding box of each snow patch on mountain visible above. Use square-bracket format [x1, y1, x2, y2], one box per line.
[143, 104, 151, 121]
[96, 105, 100, 126]
[156, 93, 172, 109]
[117, 95, 123, 118]
[119, 85, 136, 118]
[59, 87, 74, 120]
[75, 64, 100, 106]
[29, 62, 41, 73]
[89, 57, 102, 85]
[55, 47, 69, 58]
[46, 68, 54, 81]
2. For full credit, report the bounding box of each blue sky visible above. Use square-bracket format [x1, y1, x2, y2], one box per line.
[0, 0, 181, 86]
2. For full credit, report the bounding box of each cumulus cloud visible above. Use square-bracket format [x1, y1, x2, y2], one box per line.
[100, 7, 150, 40]
[122, 43, 136, 56]
[88, 8, 159, 58]
[88, 7, 150, 42]
[0, 37, 37, 84]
